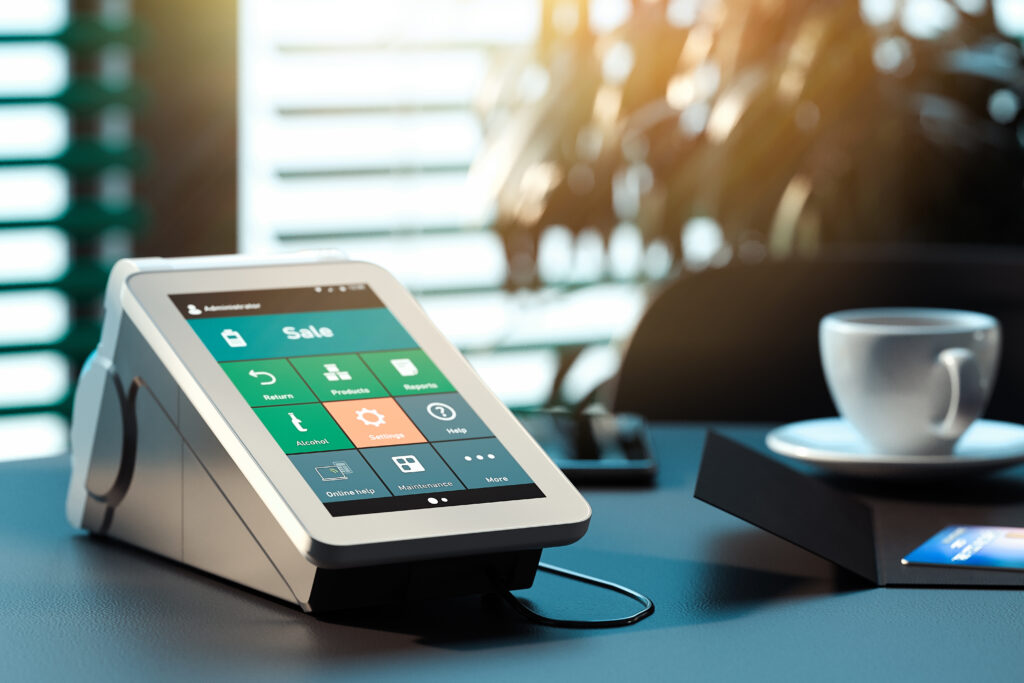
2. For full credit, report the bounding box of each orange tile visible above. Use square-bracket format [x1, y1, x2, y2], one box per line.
[324, 397, 426, 449]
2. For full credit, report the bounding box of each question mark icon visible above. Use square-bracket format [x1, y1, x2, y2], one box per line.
[426, 402, 457, 421]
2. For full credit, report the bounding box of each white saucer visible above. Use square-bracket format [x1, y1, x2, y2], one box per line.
[765, 418, 1024, 478]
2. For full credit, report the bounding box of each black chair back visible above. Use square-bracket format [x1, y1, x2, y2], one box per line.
[612, 248, 1024, 422]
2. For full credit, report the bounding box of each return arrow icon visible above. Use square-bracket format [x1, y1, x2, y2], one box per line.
[248, 369, 276, 386]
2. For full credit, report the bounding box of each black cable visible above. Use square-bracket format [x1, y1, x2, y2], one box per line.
[500, 562, 655, 628]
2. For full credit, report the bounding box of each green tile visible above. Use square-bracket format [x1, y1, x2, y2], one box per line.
[359, 349, 454, 396]
[254, 403, 353, 454]
[289, 354, 388, 402]
[221, 359, 316, 407]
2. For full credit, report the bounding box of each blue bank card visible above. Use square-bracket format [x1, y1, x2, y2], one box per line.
[902, 525, 1024, 571]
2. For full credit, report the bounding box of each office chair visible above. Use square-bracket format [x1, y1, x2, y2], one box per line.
[610, 246, 1024, 422]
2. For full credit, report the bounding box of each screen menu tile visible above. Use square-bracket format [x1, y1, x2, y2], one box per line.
[171, 284, 542, 516]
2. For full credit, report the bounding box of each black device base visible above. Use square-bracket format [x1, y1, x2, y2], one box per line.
[695, 431, 1024, 587]
[309, 549, 542, 612]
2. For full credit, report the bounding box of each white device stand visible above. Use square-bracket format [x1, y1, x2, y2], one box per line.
[66, 254, 540, 613]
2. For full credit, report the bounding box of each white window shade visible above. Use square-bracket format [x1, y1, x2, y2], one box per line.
[238, 0, 645, 407]
[0, 1, 72, 460]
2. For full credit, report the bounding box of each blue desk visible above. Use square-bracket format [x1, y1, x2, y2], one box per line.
[1, 424, 1019, 681]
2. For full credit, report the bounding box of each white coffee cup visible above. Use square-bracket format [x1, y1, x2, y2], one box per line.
[819, 308, 1000, 455]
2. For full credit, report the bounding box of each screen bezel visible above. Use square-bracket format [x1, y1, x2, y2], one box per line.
[123, 261, 590, 563]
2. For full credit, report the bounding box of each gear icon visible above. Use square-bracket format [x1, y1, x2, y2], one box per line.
[354, 407, 386, 427]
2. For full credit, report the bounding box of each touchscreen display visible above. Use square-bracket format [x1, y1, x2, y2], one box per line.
[171, 285, 543, 516]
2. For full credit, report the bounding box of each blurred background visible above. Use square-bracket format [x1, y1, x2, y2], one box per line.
[2, 0, 1023, 459]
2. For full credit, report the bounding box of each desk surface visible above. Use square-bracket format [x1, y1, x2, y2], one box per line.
[1, 424, 1020, 682]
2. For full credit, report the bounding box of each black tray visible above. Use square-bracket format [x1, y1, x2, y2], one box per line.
[695, 431, 1024, 587]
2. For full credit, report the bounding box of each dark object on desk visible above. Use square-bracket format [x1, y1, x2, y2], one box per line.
[612, 247, 1024, 423]
[695, 432, 1024, 587]
[517, 410, 656, 484]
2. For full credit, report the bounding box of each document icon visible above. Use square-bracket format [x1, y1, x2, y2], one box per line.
[390, 358, 418, 377]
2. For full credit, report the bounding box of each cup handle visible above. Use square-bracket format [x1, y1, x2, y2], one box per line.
[935, 348, 984, 439]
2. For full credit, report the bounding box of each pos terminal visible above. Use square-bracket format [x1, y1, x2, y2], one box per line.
[67, 254, 591, 613]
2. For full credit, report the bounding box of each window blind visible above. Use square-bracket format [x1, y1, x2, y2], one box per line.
[238, 0, 650, 409]
[0, 0, 139, 460]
